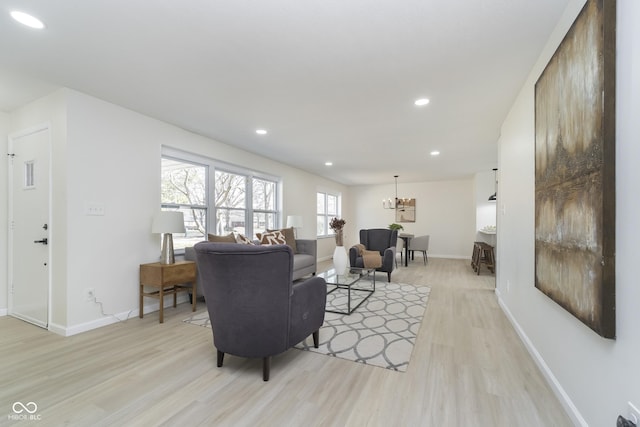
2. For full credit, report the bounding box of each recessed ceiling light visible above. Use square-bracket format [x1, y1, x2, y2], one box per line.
[414, 98, 430, 106]
[10, 11, 45, 29]
[430, 150, 440, 156]
[255, 129, 267, 135]
[325, 162, 333, 166]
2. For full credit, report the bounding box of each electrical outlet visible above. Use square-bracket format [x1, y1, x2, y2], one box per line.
[85, 288, 95, 302]
[629, 401, 640, 425]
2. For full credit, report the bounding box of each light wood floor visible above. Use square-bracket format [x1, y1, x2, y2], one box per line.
[0, 258, 572, 427]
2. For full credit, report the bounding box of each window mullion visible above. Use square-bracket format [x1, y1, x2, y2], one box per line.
[210, 166, 217, 236]
[245, 175, 252, 238]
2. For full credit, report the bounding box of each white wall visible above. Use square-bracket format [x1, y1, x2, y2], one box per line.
[6, 89, 348, 333]
[0, 112, 8, 315]
[351, 179, 475, 258]
[497, 0, 640, 425]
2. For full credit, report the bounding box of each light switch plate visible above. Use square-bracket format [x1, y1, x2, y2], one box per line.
[85, 203, 105, 216]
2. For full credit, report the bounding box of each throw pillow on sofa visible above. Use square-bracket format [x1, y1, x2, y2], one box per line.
[208, 233, 236, 243]
[235, 233, 254, 245]
[257, 230, 287, 245]
[266, 227, 297, 253]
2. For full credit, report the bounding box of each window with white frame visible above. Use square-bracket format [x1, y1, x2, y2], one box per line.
[252, 177, 278, 233]
[317, 191, 340, 237]
[161, 149, 280, 249]
[161, 157, 208, 250]
[213, 170, 277, 237]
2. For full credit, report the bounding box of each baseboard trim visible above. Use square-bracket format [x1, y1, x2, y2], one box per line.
[52, 295, 191, 337]
[495, 291, 587, 426]
[61, 312, 133, 337]
[428, 254, 469, 260]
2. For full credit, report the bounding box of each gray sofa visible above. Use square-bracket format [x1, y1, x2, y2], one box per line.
[185, 238, 317, 297]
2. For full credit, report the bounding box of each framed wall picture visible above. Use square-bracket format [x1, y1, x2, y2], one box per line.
[396, 198, 415, 223]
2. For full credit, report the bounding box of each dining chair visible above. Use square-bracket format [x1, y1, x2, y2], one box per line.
[408, 235, 430, 265]
[395, 237, 404, 267]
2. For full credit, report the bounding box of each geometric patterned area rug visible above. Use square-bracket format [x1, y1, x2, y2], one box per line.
[294, 281, 431, 372]
[183, 281, 430, 373]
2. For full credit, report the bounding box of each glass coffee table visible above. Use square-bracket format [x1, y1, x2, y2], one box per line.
[317, 267, 376, 315]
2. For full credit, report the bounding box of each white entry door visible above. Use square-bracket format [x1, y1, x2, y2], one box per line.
[8, 125, 51, 328]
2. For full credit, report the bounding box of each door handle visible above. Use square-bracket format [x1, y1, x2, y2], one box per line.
[34, 238, 48, 245]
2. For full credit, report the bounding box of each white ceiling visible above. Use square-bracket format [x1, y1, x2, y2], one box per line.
[0, 0, 568, 185]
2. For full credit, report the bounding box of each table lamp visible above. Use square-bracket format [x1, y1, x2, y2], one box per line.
[151, 211, 185, 264]
[286, 215, 303, 238]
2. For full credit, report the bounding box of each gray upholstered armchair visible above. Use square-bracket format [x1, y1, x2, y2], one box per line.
[349, 228, 398, 282]
[194, 242, 327, 381]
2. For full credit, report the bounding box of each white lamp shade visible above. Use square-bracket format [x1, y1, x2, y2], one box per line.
[286, 215, 303, 228]
[151, 211, 185, 234]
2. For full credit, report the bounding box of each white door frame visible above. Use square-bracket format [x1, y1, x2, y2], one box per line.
[8, 122, 53, 329]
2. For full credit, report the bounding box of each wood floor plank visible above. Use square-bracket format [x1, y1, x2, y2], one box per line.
[0, 258, 572, 426]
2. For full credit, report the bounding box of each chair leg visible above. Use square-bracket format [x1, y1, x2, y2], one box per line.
[217, 350, 225, 367]
[263, 357, 271, 381]
[313, 330, 320, 348]
[387, 272, 391, 282]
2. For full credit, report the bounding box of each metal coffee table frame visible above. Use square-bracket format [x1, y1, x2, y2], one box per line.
[318, 267, 376, 315]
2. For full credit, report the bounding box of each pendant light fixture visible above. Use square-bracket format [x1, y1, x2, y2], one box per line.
[488, 168, 498, 201]
[383, 175, 408, 209]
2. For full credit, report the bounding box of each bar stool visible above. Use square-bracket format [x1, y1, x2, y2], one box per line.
[476, 242, 495, 275]
[471, 242, 482, 272]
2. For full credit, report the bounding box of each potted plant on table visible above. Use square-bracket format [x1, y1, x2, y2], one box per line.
[330, 217, 346, 246]
[388, 223, 404, 232]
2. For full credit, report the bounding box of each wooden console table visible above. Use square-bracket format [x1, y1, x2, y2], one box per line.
[139, 261, 197, 323]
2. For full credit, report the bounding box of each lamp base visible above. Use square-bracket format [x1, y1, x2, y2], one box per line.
[160, 233, 175, 264]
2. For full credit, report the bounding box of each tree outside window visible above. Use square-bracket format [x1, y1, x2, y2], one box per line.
[215, 171, 278, 238]
[161, 157, 207, 249]
[215, 170, 246, 235]
[253, 177, 277, 233]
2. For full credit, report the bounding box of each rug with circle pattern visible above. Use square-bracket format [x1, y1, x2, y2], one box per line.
[295, 281, 431, 372]
[184, 281, 431, 372]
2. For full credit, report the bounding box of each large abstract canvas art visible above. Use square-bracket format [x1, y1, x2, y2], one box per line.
[534, 0, 616, 338]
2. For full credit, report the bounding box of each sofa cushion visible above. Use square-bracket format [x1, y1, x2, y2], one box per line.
[208, 233, 237, 243]
[292, 253, 315, 271]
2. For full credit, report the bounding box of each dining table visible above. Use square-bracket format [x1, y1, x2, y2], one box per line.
[398, 233, 414, 267]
